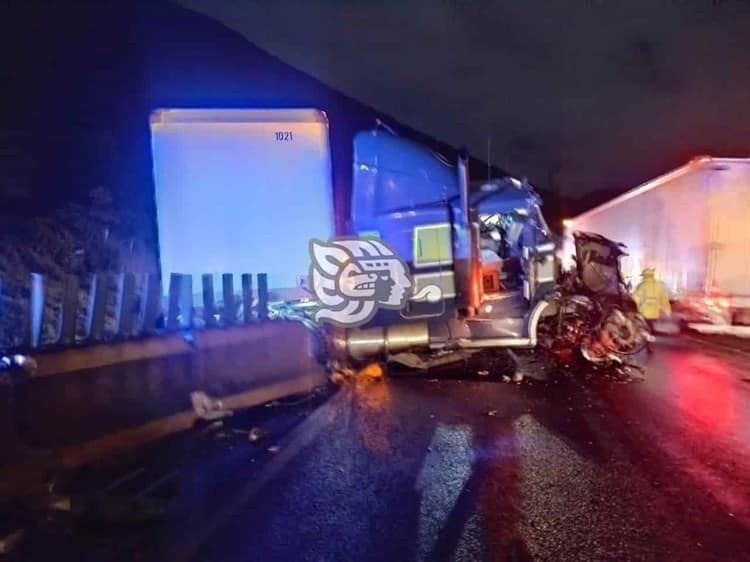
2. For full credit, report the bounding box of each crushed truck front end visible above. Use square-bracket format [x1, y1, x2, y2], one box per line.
[563, 157, 750, 326]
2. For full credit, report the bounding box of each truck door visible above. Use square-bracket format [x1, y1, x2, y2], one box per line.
[707, 164, 750, 296]
[522, 208, 557, 302]
[402, 219, 452, 319]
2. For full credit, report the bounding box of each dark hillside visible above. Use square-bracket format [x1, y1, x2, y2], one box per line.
[0, 0, 562, 345]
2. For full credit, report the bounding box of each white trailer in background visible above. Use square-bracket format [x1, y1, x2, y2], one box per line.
[149, 109, 335, 300]
[564, 157, 750, 325]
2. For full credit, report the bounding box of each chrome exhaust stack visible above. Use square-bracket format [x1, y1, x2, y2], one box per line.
[453, 148, 481, 316]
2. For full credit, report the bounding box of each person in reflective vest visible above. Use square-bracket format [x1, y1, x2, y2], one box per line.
[633, 268, 671, 352]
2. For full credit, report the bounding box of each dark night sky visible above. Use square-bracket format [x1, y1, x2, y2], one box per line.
[175, 0, 750, 200]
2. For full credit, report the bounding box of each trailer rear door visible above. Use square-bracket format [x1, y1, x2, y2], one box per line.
[706, 162, 750, 296]
[150, 108, 334, 300]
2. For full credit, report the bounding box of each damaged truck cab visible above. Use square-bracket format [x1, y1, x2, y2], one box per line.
[334, 128, 557, 360]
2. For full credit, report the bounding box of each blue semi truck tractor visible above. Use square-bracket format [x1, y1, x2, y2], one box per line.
[334, 127, 557, 362]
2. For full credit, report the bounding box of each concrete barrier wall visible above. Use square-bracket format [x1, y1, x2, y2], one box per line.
[2, 321, 326, 461]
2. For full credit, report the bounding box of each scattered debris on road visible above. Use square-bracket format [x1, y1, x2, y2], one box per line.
[359, 363, 383, 379]
[0, 529, 24, 555]
[248, 427, 266, 443]
[487, 409, 498, 417]
[196, 420, 224, 437]
[328, 359, 355, 375]
[389, 349, 477, 370]
[328, 359, 356, 385]
[190, 391, 233, 421]
[49, 494, 167, 523]
[477, 369, 489, 377]
[329, 371, 347, 385]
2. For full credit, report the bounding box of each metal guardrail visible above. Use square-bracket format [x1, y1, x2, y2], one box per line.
[2, 272, 271, 352]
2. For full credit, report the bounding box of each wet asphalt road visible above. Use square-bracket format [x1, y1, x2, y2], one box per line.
[188, 338, 750, 562]
[11, 338, 750, 561]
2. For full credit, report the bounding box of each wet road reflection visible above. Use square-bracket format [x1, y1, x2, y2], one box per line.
[646, 345, 748, 445]
[600, 341, 750, 531]
[198, 339, 750, 562]
[352, 374, 396, 455]
[415, 424, 474, 560]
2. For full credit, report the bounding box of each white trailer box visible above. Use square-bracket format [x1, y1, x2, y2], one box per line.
[149, 108, 334, 300]
[564, 157, 750, 321]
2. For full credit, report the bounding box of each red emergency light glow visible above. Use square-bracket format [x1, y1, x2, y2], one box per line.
[692, 296, 731, 310]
